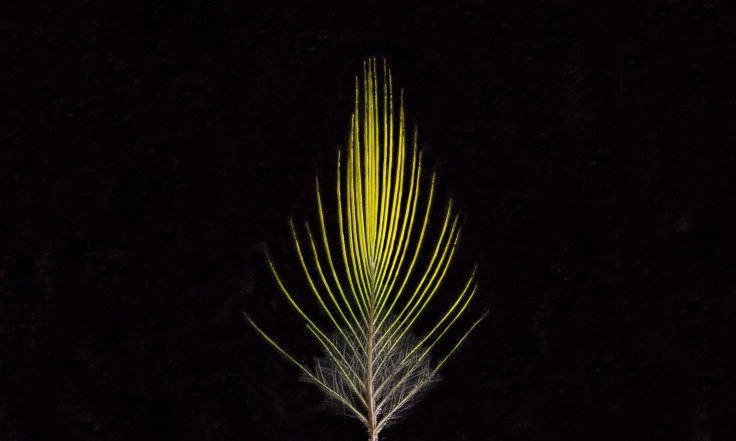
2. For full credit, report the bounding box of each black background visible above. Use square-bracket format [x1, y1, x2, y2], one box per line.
[2, 1, 736, 440]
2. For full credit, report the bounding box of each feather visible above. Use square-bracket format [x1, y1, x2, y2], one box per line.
[244, 58, 486, 441]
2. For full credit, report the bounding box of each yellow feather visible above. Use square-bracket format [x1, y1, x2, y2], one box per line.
[245, 59, 485, 441]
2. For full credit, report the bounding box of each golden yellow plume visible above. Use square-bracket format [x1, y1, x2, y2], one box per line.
[245, 58, 486, 441]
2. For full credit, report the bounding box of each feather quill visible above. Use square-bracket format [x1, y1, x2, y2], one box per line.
[244, 59, 486, 441]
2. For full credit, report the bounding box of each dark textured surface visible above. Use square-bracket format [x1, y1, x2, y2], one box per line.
[2, 1, 735, 440]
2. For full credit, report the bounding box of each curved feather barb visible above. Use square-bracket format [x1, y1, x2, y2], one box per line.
[245, 59, 486, 441]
